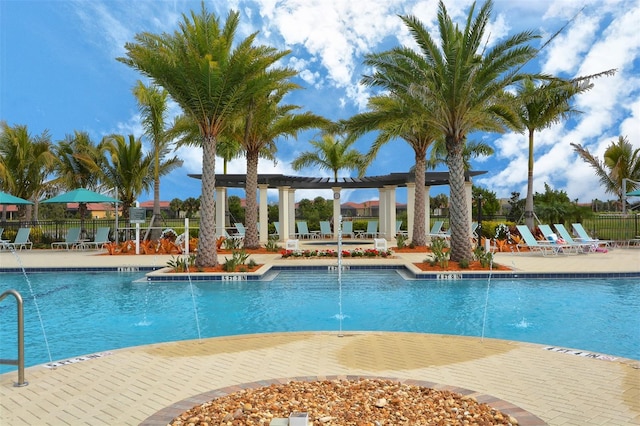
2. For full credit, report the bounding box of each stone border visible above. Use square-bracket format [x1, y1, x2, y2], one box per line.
[140, 375, 547, 426]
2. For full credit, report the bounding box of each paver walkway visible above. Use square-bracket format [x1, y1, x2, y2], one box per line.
[1, 247, 639, 425]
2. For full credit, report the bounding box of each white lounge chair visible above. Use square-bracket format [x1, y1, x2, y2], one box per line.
[571, 223, 614, 248]
[515, 225, 562, 256]
[82, 227, 111, 250]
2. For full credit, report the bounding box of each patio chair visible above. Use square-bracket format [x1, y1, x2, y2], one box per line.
[553, 224, 595, 253]
[319, 221, 332, 238]
[514, 225, 561, 256]
[234, 223, 247, 237]
[271, 221, 280, 237]
[536, 224, 581, 254]
[2, 227, 32, 251]
[427, 220, 445, 238]
[295, 221, 317, 239]
[357, 220, 379, 239]
[51, 227, 82, 250]
[341, 221, 354, 238]
[82, 227, 111, 250]
[571, 223, 615, 248]
[396, 220, 408, 236]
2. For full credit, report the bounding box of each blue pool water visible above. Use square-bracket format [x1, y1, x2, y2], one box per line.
[1, 270, 639, 373]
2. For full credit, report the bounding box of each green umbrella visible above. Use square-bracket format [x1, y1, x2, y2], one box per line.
[0, 191, 33, 205]
[42, 188, 119, 204]
[626, 189, 640, 197]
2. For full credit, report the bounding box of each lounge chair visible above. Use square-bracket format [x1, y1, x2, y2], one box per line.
[553, 224, 595, 253]
[571, 223, 615, 248]
[396, 220, 408, 236]
[514, 225, 562, 256]
[357, 220, 379, 239]
[82, 227, 111, 250]
[271, 222, 280, 237]
[51, 227, 82, 250]
[427, 220, 445, 239]
[234, 223, 247, 237]
[295, 221, 317, 239]
[1, 227, 32, 251]
[536, 224, 581, 254]
[319, 221, 332, 238]
[341, 221, 354, 238]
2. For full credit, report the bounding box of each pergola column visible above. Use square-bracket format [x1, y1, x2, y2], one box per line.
[465, 181, 473, 231]
[278, 186, 290, 242]
[332, 187, 342, 240]
[384, 185, 397, 240]
[258, 184, 268, 244]
[378, 188, 386, 238]
[215, 187, 226, 238]
[288, 188, 296, 239]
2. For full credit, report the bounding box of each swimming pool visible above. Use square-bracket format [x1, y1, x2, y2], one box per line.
[1, 270, 639, 373]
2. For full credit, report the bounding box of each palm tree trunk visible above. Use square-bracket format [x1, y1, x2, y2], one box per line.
[244, 150, 260, 249]
[524, 129, 535, 230]
[196, 134, 218, 267]
[412, 154, 427, 247]
[446, 137, 472, 262]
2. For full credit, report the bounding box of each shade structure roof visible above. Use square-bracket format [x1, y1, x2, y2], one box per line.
[42, 188, 120, 204]
[188, 171, 487, 190]
[626, 189, 640, 197]
[0, 191, 33, 205]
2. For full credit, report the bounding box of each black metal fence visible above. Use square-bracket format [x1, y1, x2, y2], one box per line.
[1, 213, 638, 247]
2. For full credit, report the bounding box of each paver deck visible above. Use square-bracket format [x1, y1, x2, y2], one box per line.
[1, 246, 639, 425]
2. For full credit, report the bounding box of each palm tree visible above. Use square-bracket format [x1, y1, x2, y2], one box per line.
[292, 132, 365, 182]
[344, 94, 438, 247]
[515, 72, 615, 230]
[119, 6, 289, 267]
[53, 131, 104, 221]
[133, 81, 184, 238]
[571, 136, 640, 209]
[426, 140, 495, 171]
[101, 134, 181, 220]
[362, 1, 540, 262]
[231, 81, 330, 249]
[0, 121, 56, 221]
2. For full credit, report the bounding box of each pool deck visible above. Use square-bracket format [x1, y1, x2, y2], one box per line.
[1, 245, 639, 425]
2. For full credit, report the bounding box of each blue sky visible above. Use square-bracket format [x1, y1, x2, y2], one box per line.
[2, 0, 639, 205]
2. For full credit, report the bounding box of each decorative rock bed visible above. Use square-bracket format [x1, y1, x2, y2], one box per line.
[169, 378, 522, 425]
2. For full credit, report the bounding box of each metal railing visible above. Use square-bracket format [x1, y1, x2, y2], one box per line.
[0, 289, 28, 387]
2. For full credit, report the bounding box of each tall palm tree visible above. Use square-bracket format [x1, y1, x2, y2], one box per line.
[292, 132, 365, 182]
[231, 81, 330, 249]
[426, 140, 495, 171]
[53, 131, 104, 221]
[515, 72, 615, 229]
[101, 134, 181, 220]
[571, 136, 640, 208]
[362, 1, 540, 262]
[344, 94, 438, 247]
[119, 6, 289, 267]
[133, 81, 184, 238]
[0, 121, 56, 221]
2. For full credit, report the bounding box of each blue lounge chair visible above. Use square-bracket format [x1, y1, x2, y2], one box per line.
[234, 223, 246, 237]
[571, 223, 614, 248]
[357, 220, 379, 239]
[51, 227, 82, 250]
[82, 227, 111, 250]
[536, 224, 581, 254]
[2, 227, 32, 251]
[515, 225, 561, 256]
[295, 221, 317, 239]
[427, 220, 445, 239]
[341, 221, 354, 238]
[553, 224, 595, 253]
[271, 222, 280, 237]
[319, 221, 332, 238]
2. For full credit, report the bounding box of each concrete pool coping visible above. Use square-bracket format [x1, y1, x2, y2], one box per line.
[1, 246, 639, 425]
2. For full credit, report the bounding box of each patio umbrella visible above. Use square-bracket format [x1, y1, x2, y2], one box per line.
[42, 188, 119, 204]
[0, 191, 33, 205]
[626, 189, 640, 197]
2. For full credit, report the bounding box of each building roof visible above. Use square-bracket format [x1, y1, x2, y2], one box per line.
[188, 171, 487, 189]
